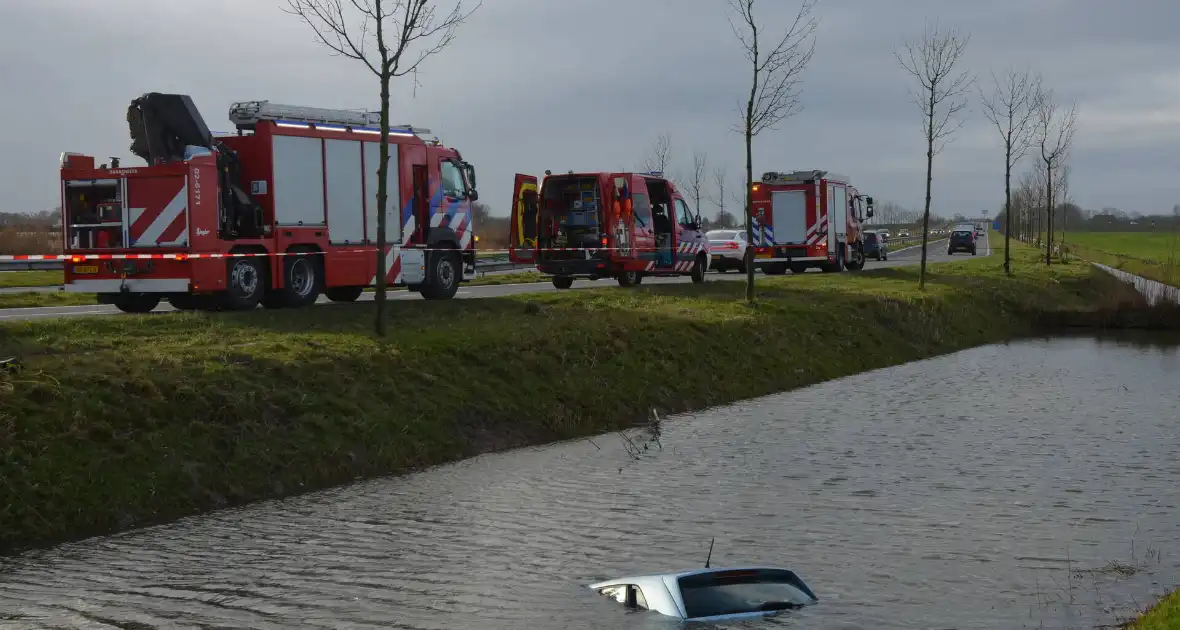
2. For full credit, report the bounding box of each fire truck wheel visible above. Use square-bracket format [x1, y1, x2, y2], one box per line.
[691, 255, 708, 283]
[788, 263, 807, 274]
[552, 276, 574, 289]
[271, 254, 322, 308]
[765, 263, 788, 275]
[325, 286, 364, 302]
[113, 294, 161, 314]
[421, 250, 460, 300]
[617, 271, 640, 287]
[846, 248, 866, 271]
[224, 258, 266, 310]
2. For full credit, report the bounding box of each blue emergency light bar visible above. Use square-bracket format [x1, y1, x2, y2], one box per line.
[273, 119, 420, 136]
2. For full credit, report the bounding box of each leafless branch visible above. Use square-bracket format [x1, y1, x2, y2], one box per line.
[709, 164, 729, 214]
[285, 0, 481, 80]
[980, 67, 1040, 166]
[688, 150, 708, 216]
[641, 133, 674, 174]
[1036, 87, 1078, 168]
[728, 0, 819, 137]
[896, 20, 975, 155]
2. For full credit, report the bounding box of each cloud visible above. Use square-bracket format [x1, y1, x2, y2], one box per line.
[1, 0, 1178, 225]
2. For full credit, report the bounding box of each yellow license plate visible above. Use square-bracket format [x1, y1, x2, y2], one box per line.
[73, 265, 99, 274]
[711, 254, 723, 260]
[756, 251, 772, 259]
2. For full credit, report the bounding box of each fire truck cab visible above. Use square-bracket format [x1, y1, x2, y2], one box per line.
[508, 171, 710, 288]
[750, 170, 873, 274]
[60, 93, 478, 313]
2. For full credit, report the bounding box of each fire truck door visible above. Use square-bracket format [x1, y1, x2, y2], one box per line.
[412, 164, 429, 244]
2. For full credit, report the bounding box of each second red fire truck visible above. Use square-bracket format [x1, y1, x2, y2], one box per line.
[60, 93, 478, 312]
[748, 170, 874, 274]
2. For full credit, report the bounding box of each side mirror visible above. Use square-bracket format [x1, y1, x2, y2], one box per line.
[463, 162, 477, 190]
[866, 208, 874, 219]
[468, 189, 479, 201]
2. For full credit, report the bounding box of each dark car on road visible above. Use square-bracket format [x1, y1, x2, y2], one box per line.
[947, 229, 977, 255]
[863, 230, 888, 260]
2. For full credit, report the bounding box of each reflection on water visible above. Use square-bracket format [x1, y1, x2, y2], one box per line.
[2, 335, 1179, 629]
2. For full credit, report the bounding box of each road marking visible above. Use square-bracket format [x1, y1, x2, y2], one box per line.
[887, 238, 948, 256]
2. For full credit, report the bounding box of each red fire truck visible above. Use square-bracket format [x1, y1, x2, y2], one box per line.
[60, 93, 478, 313]
[507, 171, 710, 288]
[749, 170, 874, 274]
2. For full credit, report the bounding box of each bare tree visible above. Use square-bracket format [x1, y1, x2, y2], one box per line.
[641, 133, 674, 174]
[896, 20, 974, 289]
[686, 150, 709, 220]
[709, 164, 730, 218]
[286, 0, 480, 336]
[980, 67, 1039, 275]
[727, 0, 819, 302]
[1034, 87, 1078, 266]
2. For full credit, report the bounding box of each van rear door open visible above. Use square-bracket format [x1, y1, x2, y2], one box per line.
[509, 173, 539, 263]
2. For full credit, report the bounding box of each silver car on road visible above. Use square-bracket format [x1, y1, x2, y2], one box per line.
[706, 229, 749, 273]
[589, 566, 818, 622]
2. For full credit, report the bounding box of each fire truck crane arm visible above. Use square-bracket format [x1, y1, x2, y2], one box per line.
[126, 93, 214, 165]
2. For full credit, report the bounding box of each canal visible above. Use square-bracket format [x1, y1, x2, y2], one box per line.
[2, 334, 1179, 629]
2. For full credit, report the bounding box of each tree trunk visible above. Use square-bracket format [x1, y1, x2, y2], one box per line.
[1044, 161, 1053, 266]
[374, 72, 391, 336]
[744, 124, 755, 303]
[1003, 149, 1012, 276]
[919, 95, 935, 290]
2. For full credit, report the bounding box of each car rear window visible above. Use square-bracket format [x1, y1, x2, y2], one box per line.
[709, 231, 739, 240]
[864, 233, 878, 243]
[677, 569, 815, 619]
[953, 231, 971, 237]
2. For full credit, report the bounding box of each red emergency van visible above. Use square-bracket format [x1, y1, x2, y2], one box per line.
[509, 171, 711, 288]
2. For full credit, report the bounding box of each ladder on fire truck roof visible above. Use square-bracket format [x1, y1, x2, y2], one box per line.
[761, 170, 850, 185]
[227, 100, 432, 137]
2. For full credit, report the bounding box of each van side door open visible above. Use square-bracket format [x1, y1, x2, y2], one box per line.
[625, 176, 655, 266]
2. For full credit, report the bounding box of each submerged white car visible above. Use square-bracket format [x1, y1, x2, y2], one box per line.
[589, 566, 818, 622]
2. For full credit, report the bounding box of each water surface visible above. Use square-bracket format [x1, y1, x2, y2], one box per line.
[2, 334, 1179, 629]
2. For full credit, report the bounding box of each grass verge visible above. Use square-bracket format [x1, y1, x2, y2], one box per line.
[0, 247, 1172, 554]
[1125, 588, 1180, 629]
[0, 270, 62, 288]
[0, 272, 548, 310]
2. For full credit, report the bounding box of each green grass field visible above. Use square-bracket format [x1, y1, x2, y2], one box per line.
[1061, 231, 1180, 287]
[1, 247, 1164, 553]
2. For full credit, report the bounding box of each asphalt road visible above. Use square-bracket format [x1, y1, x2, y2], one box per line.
[0, 234, 988, 322]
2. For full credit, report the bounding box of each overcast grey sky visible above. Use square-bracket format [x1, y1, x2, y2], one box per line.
[2, 0, 1178, 220]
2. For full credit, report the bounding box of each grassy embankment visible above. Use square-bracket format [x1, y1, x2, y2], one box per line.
[0, 270, 546, 309]
[1061, 231, 1180, 288]
[0, 246, 1171, 554]
[1125, 589, 1180, 629]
